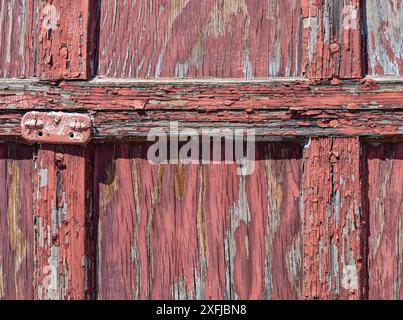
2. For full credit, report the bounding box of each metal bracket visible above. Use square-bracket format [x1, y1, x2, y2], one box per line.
[21, 112, 92, 145]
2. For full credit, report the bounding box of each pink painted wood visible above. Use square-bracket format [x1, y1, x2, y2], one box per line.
[0, 143, 34, 299]
[94, 142, 302, 299]
[365, 143, 403, 299]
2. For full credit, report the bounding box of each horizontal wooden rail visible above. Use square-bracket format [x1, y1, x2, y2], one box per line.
[1, 78, 403, 140]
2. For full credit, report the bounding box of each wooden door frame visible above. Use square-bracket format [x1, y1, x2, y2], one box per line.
[0, 0, 402, 299]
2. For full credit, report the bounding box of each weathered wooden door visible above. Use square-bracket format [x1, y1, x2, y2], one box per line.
[0, 0, 402, 300]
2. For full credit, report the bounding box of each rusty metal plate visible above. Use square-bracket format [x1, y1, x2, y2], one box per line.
[21, 112, 92, 145]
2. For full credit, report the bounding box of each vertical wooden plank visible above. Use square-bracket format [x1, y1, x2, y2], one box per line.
[39, 0, 98, 80]
[93, 144, 139, 299]
[34, 145, 93, 300]
[0, 0, 39, 78]
[98, 0, 302, 78]
[366, 0, 403, 76]
[94, 142, 302, 299]
[0, 143, 34, 300]
[301, 0, 362, 79]
[94, 143, 204, 299]
[303, 137, 365, 299]
[201, 143, 302, 299]
[365, 143, 403, 299]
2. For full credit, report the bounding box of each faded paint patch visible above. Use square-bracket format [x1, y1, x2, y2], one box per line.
[39, 168, 48, 188]
[366, 0, 403, 75]
[286, 234, 302, 293]
[0, 265, 4, 299]
[342, 265, 358, 290]
[101, 163, 119, 213]
[42, 4, 59, 31]
[7, 160, 26, 273]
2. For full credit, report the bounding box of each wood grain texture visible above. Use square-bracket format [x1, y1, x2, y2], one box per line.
[302, 0, 362, 79]
[98, 0, 302, 78]
[39, 0, 98, 80]
[3, 78, 403, 112]
[0, 0, 39, 78]
[93, 142, 302, 299]
[34, 145, 94, 300]
[303, 137, 365, 299]
[0, 143, 34, 300]
[1, 79, 403, 139]
[365, 143, 403, 299]
[366, 0, 403, 76]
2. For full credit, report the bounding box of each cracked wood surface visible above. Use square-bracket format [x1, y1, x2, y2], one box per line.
[98, 0, 302, 78]
[94, 142, 302, 299]
[0, 0, 39, 78]
[301, 0, 362, 79]
[33, 145, 94, 299]
[38, 0, 98, 80]
[0, 0, 403, 301]
[0, 143, 34, 299]
[366, 0, 403, 76]
[0, 140, 402, 300]
[303, 137, 365, 299]
[0, 79, 403, 139]
[365, 142, 403, 299]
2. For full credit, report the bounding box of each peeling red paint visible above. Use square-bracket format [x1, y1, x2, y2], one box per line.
[366, 0, 403, 76]
[94, 143, 302, 299]
[365, 143, 403, 299]
[1, 80, 403, 139]
[0, 0, 402, 302]
[38, 0, 98, 80]
[303, 138, 365, 299]
[0, 143, 34, 299]
[98, 0, 302, 78]
[302, 0, 362, 79]
[21, 112, 92, 145]
[0, 0, 39, 78]
[34, 145, 93, 299]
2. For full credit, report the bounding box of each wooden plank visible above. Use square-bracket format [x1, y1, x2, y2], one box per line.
[0, 0, 39, 78]
[303, 137, 365, 299]
[365, 143, 403, 299]
[1, 79, 403, 139]
[2, 109, 403, 140]
[39, 0, 98, 80]
[34, 145, 94, 300]
[3, 78, 403, 112]
[0, 143, 34, 299]
[94, 142, 302, 299]
[366, 0, 403, 76]
[98, 0, 302, 78]
[302, 0, 362, 79]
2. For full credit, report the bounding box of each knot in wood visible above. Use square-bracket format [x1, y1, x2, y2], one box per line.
[330, 42, 340, 53]
[55, 152, 64, 166]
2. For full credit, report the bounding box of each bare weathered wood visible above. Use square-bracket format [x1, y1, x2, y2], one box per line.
[302, 0, 362, 79]
[364, 143, 403, 299]
[34, 145, 94, 299]
[39, 0, 98, 80]
[0, 143, 34, 299]
[303, 137, 365, 299]
[366, 0, 403, 76]
[98, 0, 302, 78]
[94, 142, 302, 299]
[0, 0, 39, 78]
